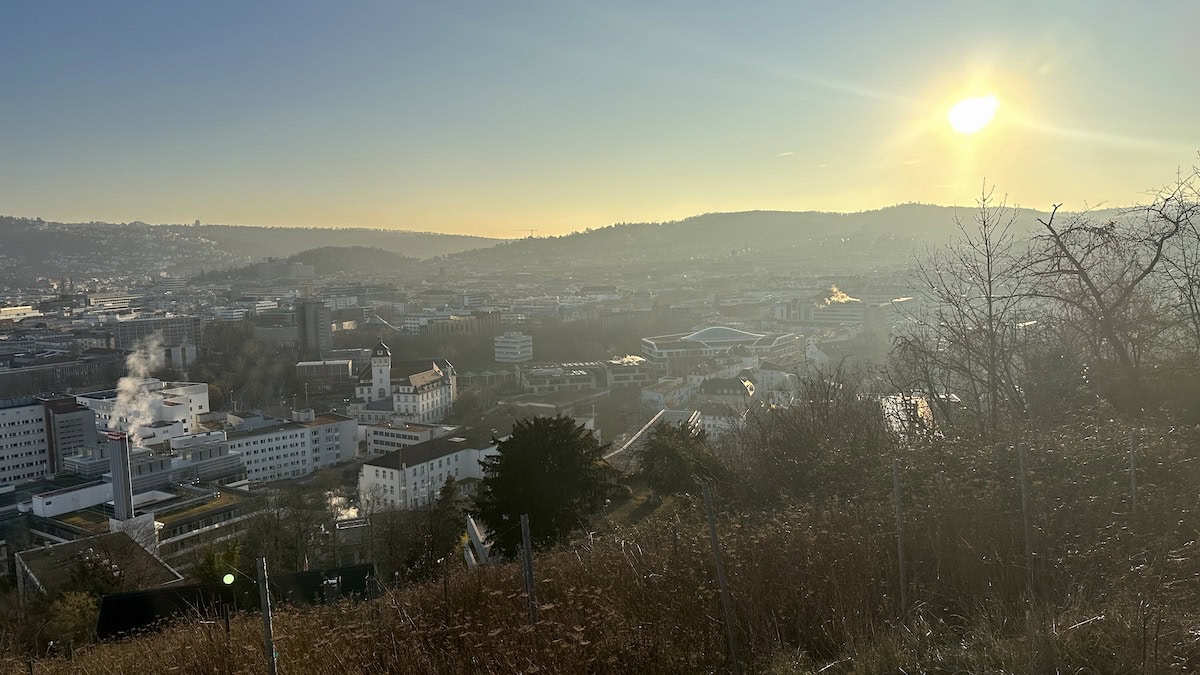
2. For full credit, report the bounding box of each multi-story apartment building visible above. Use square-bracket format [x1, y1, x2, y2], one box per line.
[108, 315, 204, 350]
[0, 397, 49, 486]
[358, 428, 501, 511]
[0, 395, 100, 486]
[296, 299, 333, 360]
[364, 421, 457, 457]
[224, 411, 356, 483]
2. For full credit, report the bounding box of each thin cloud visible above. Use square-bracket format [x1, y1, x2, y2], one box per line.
[1013, 114, 1193, 155]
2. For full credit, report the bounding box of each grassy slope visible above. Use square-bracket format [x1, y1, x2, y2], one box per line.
[15, 419, 1200, 673]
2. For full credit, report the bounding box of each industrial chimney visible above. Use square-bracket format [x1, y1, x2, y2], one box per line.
[106, 431, 135, 521]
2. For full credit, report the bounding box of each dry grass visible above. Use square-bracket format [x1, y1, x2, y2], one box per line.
[14, 418, 1200, 673]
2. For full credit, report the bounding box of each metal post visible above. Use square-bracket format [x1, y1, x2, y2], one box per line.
[520, 514, 538, 625]
[257, 557, 278, 675]
[1017, 444, 1035, 596]
[703, 485, 740, 674]
[892, 459, 908, 616]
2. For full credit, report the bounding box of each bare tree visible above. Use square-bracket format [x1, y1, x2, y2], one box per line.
[1026, 189, 1186, 415]
[1154, 168, 1200, 353]
[892, 185, 1033, 436]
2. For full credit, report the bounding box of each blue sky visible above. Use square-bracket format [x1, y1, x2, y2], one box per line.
[2, 1, 1196, 236]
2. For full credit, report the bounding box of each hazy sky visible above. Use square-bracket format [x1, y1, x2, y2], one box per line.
[2, 1, 1197, 237]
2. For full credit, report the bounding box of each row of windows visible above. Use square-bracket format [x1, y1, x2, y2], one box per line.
[0, 458, 47, 471]
[0, 418, 44, 426]
[0, 440, 43, 449]
[1, 428, 43, 438]
[1, 467, 47, 482]
[1, 449, 48, 460]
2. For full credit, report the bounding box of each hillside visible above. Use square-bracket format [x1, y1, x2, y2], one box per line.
[13, 415, 1200, 673]
[444, 204, 1085, 273]
[287, 246, 415, 276]
[184, 224, 498, 261]
[0, 216, 500, 282]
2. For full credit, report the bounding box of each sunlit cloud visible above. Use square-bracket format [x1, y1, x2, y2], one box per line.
[775, 151, 796, 157]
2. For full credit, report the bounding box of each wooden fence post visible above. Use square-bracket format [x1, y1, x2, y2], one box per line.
[1129, 430, 1138, 515]
[520, 514, 538, 626]
[892, 459, 908, 616]
[1017, 444, 1035, 596]
[703, 485, 740, 674]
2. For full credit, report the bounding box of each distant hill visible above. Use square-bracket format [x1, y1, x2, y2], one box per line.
[185, 224, 498, 260]
[446, 203, 1084, 271]
[287, 246, 414, 276]
[0, 216, 501, 282]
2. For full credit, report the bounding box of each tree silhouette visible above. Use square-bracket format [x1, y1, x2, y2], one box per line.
[639, 422, 720, 498]
[476, 416, 612, 557]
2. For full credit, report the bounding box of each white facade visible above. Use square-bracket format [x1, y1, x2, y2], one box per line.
[0, 398, 49, 486]
[494, 332, 533, 363]
[293, 410, 358, 470]
[77, 380, 211, 444]
[365, 422, 457, 457]
[354, 342, 457, 425]
[225, 423, 313, 482]
[31, 481, 113, 518]
[358, 431, 501, 511]
[225, 412, 356, 483]
[0, 305, 43, 322]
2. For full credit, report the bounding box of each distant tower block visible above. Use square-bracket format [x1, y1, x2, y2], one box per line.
[494, 332, 533, 363]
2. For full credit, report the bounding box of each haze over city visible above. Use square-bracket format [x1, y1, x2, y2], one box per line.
[8, 1, 1200, 672]
[3, 1, 1197, 236]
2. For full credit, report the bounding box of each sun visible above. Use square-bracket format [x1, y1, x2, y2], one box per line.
[947, 95, 998, 135]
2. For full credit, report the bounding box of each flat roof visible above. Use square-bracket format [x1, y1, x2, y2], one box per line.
[365, 427, 501, 470]
[155, 490, 248, 527]
[17, 532, 181, 594]
[295, 413, 354, 427]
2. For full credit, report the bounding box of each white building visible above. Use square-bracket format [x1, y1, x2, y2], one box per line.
[224, 411, 356, 483]
[0, 397, 49, 486]
[494, 332, 533, 363]
[1, 395, 98, 486]
[352, 341, 456, 425]
[0, 306, 43, 322]
[358, 428, 502, 511]
[77, 380, 210, 445]
[640, 326, 800, 365]
[364, 421, 458, 457]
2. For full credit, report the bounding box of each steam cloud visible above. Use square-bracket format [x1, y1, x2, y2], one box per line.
[821, 286, 860, 306]
[109, 334, 165, 446]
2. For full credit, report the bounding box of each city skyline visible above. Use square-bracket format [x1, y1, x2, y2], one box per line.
[3, 1, 1197, 237]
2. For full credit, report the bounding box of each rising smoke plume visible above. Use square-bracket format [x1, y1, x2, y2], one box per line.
[109, 333, 165, 446]
[821, 286, 860, 305]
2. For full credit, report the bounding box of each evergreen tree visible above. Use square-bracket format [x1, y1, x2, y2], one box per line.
[476, 416, 612, 557]
[639, 422, 720, 498]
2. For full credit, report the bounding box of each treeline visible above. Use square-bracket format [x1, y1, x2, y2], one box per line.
[892, 171, 1200, 431]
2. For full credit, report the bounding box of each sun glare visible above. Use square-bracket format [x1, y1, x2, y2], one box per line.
[947, 95, 998, 135]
